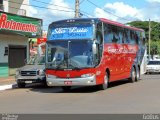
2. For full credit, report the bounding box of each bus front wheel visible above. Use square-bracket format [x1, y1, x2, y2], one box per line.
[99, 72, 109, 90]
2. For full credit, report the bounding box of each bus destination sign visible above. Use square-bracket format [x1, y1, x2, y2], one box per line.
[48, 25, 93, 40]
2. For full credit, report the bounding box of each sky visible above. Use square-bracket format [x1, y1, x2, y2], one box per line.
[28, 0, 160, 30]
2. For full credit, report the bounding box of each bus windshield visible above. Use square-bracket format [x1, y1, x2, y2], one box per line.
[46, 40, 94, 69]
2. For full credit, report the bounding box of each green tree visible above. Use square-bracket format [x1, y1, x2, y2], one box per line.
[127, 21, 160, 56]
[149, 41, 160, 55]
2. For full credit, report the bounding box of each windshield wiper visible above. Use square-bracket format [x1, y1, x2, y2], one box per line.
[69, 60, 82, 70]
[72, 66, 81, 70]
[55, 60, 67, 70]
[38, 63, 45, 65]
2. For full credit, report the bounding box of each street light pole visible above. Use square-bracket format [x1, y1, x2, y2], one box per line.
[75, 0, 79, 18]
[149, 19, 151, 60]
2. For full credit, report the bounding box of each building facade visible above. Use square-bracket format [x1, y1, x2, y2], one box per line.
[0, 11, 42, 77]
[1, 0, 29, 16]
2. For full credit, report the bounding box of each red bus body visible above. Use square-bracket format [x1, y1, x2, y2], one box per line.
[46, 18, 146, 89]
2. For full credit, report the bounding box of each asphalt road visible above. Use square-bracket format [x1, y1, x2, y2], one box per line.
[0, 74, 160, 114]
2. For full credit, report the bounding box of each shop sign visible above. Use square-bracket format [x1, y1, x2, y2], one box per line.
[37, 38, 46, 44]
[0, 12, 42, 37]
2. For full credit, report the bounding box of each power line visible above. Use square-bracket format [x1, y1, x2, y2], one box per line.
[5, 0, 94, 20]
[79, 0, 86, 5]
[32, 0, 92, 18]
[4, 0, 74, 13]
[80, 10, 93, 17]
[6, 3, 91, 24]
[31, 0, 74, 11]
[86, 0, 131, 22]
[6, 0, 93, 18]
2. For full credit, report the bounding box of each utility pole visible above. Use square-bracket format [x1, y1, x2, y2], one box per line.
[75, 0, 79, 18]
[148, 19, 151, 60]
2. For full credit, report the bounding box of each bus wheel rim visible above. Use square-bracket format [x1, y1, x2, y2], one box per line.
[104, 75, 108, 85]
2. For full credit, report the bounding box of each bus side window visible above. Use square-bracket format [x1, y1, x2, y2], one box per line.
[136, 31, 140, 45]
[130, 30, 135, 44]
[123, 29, 130, 44]
[113, 27, 123, 44]
[112, 26, 118, 43]
[104, 24, 113, 43]
[122, 29, 127, 44]
[118, 28, 123, 44]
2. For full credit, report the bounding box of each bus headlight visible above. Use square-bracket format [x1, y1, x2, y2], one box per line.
[81, 73, 94, 78]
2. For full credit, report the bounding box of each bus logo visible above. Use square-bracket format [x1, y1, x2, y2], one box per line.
[66, 74, 70, 78]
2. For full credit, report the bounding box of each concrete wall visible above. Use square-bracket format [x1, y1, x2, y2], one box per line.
[3, 1, 9, 12]
[20, 0, 29, 16]
[5, 0, 29, 16]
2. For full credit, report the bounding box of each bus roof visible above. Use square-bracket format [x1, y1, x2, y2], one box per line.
[49, 18, 144, 32]
[100, 18, 144, 32]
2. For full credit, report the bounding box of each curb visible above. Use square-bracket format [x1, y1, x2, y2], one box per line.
[0, 84, 17, 91]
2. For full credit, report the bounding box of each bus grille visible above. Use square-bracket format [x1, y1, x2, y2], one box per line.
[20, 71, 37, 76]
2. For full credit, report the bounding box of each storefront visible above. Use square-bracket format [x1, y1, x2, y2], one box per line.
[0, 11, 42, 77]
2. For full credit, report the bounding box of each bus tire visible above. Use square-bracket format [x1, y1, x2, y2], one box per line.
[136, 67, 140, 81]
[62, 86, 71, 92]
[42, 81, 49, 88]
[129, 67, 136, 83]
[99, 72, 109, 90]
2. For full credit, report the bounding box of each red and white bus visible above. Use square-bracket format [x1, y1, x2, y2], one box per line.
[45, 18, 146, 91]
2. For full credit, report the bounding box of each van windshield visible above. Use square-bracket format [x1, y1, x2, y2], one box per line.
[28, 55, 45, 65]
[148, 61, 160, 65]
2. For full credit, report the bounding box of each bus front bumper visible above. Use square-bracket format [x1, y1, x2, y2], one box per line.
[47, 75, 96, 86]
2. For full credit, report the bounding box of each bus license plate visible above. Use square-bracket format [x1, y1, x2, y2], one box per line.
[64, 81, 72, 85]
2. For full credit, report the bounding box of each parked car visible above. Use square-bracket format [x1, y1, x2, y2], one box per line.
[15, 55, 46, 88]
[146, 60, 160, 74]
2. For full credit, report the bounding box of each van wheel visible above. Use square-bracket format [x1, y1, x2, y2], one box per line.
[17, 82, 25, 88]
[99, 72, 109, 90]
[129, 67, 136, 83]
[62, 86, 71, 92]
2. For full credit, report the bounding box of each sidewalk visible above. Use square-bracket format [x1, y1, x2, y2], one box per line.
[0, 76, 17, 91]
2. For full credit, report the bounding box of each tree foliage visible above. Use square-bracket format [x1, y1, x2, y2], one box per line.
[127, 21, 160, 55]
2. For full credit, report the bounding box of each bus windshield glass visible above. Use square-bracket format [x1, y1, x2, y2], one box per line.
[46, 40, 94, 70]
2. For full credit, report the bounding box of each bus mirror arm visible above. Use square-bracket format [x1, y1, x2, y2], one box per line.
[92, 41, 97, 54]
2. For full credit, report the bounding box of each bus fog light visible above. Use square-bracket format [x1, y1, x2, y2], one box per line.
[48, 82, 52, 85]
[87, 81, 91, 84]
[87, 80, 94, 84]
